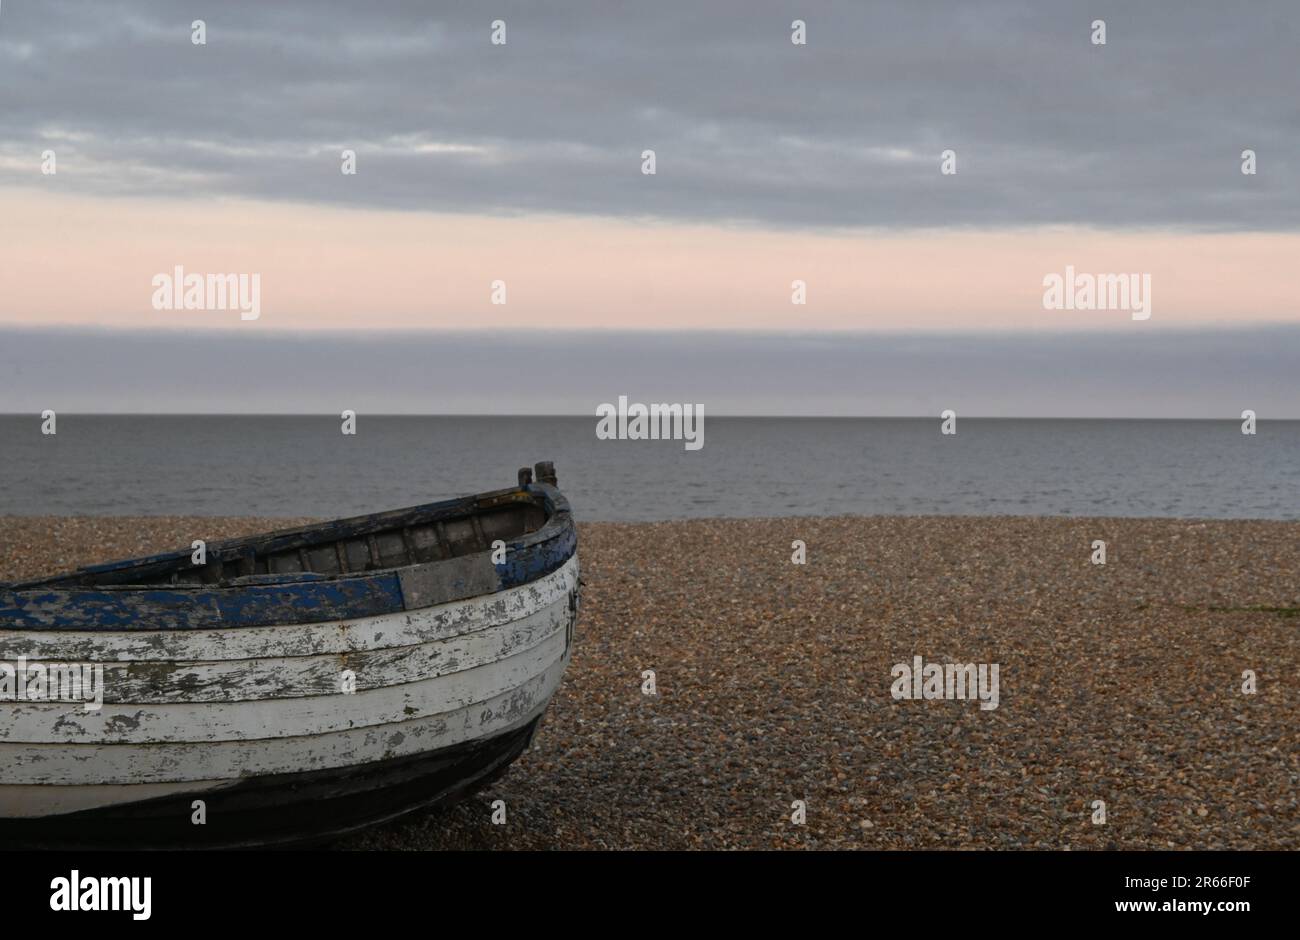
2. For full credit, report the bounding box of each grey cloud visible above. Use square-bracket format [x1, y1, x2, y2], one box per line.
[1, 0, 1297, 229]
[1, 325, 1297, 417]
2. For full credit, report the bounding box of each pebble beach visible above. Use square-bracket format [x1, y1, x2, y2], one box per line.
[1, 514, 1296, 850]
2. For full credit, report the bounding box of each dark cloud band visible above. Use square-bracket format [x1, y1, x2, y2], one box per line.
[1, 0, 1295, 230]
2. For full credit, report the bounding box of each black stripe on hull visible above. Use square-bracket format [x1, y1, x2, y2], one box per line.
[1, 718, 541, 850]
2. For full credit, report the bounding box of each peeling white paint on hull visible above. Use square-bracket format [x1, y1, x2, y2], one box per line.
[1, 626, 567, 744]
[4, 652, 568, 796]
[1, 590, 571, 705]
[0, 557, 577, 818]
[0, 557, 578, 663]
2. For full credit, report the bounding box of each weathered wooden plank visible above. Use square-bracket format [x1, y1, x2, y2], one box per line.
[0, 629, 567, 744]
[0, 557, 577, 663]
[0, 655, 567, 785]
[0, 590, 570, 704]
[398, 553, 498, 609]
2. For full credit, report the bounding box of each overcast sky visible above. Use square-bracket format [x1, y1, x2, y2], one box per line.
[2, 325, 1297, 418]
[1, 0, 1296, 228]
[1, 2, 1296, 413]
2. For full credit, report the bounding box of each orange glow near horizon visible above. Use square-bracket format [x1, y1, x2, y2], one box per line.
[2, 188, 1298, 332]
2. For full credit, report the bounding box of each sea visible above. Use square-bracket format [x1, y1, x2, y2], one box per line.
[1, 416, 1296, 521]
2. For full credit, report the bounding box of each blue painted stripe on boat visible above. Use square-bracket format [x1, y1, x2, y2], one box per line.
[0, 574, 407, 631]
[496, 523, 577, 590]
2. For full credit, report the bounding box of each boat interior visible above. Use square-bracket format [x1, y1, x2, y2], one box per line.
[16, 487, 551, 590]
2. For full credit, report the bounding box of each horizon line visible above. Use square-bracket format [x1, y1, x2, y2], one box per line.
[2, 413, 1293, 421]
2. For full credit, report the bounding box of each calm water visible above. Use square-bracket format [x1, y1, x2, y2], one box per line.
[1, 416, 1296, 521]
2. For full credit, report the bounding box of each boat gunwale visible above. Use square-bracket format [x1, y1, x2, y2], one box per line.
[0, 483, 576, 631]
[4, 483, 552, 591]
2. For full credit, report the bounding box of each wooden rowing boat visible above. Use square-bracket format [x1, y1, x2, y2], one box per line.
[0, 462, 578, 848]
